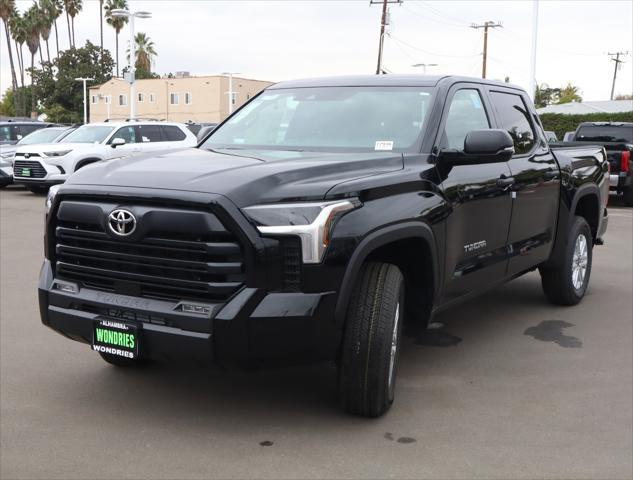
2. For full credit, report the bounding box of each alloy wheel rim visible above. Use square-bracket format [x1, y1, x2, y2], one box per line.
[572, 233, 588, 290]
[388, 302, 400, 394]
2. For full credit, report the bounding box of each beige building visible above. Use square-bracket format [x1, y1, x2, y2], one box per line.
[88, 74, 274, 123]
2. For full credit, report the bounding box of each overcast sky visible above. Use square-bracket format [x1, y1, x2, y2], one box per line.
[1, 0, 632, 102]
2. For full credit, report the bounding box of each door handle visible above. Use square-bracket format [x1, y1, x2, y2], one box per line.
[496, 176, 515, 188]
[543, 170, 559, 180]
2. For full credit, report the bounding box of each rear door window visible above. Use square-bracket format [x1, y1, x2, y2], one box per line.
[137, 124, 164, 143]
[490, 91, 536, 155]
[161, 126, 186, 141]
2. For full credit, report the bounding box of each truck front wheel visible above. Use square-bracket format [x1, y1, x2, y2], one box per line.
[540, 216, 593, 305]
[338, 262, 404, 418]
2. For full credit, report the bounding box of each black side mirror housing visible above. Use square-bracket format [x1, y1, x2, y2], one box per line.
[439, 129, 515, 163]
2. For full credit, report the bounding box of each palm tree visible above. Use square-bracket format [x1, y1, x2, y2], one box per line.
[64, 0, 83, 47]
[104, 0, 127, 77]
[24, 4, 40, 114]
[37, 1, 55, 63]
[0, 0, 18, 93]
[50, 0, 62, 54]
[62, 0, 70, 46]
[127, 32, 156, 73]
[9, 8, 26, 87]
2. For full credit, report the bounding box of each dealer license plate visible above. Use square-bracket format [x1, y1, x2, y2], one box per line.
[21, 168, 31, 176]
[92, 319, 139, 359]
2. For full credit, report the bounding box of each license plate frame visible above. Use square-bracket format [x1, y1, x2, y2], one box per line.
[21, 168, 31, 177]
[92, 318, 140, 359]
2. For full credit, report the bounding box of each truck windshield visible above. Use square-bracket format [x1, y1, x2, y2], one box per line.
[202, 86, 435, 153]
[575, 125, 633, 143]
[62, 126, 114, 144]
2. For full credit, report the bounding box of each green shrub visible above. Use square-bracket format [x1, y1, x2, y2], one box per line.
[539, 112, 633, 140]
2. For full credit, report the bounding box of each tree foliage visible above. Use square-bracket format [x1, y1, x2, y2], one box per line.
[30, 41, 114, 119]
[535, 82, 583, 108]
[540, 112, 633, 140]
[0, 86, 35, 117]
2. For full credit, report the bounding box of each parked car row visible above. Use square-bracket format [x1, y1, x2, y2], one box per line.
[1, 120, 197, 193]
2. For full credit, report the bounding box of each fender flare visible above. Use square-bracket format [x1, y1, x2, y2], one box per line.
[334, 221, 439, 328]
[546, 182, 601, 268]
[570, 182, 600, 216]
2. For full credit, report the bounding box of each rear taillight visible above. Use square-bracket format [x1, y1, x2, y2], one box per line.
[621, 151, 630, 173]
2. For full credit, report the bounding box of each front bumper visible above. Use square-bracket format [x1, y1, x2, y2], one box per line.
[13, 158, 68, 186]
[39, 260, 340, 367]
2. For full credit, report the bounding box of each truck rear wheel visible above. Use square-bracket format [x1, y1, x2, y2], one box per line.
[338, 262, 404, 418]
[540, 216, 593, 305]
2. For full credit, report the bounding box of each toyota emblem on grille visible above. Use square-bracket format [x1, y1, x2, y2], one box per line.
[24, 153, 30, 159]
[108, 209, 136, 236]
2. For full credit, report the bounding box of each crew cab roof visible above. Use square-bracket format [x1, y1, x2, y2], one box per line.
[269, 74, 525, 91]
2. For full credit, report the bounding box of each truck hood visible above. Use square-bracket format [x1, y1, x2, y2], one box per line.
[66, 147, 404, 206]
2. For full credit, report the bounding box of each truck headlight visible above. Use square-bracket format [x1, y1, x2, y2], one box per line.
[44, 150, 72, 157]
[243, 199, 359, 264]
[45, 185, 61, 215]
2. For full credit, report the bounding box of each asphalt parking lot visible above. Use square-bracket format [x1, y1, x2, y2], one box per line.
[1, 186, 631, 480]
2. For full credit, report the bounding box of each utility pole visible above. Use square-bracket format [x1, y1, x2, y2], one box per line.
[370, 0, 403, 75]
[608, 51, 629, 100]
[470, 21, 502, 79]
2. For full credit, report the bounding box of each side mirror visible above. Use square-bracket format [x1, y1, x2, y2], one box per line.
[439, 129, 514, 164]
[110, 137, 126, 148]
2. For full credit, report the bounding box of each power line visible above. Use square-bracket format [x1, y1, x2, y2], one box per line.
[388, 33, 479, 59]
[470, 21, 503, 79]
[609, 51, 629, 100]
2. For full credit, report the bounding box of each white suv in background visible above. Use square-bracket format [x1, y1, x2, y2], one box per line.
[12, 121, 197, 193]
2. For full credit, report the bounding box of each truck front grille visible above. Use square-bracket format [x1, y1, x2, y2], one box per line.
[53, 201, 246, 302]
[13, 160, 46, 178]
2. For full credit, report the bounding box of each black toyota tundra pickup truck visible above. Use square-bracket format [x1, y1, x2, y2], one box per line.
[568, 122, 632, 206]
[39, 75, 609, 417]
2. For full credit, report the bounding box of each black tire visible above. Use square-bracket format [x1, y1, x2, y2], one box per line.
[99, 352, 145, 367]
[26, 185, 49, 194]
[623, 187, 633, 208]
[540, 216, 593, 306]
[338, 262, 405, 418]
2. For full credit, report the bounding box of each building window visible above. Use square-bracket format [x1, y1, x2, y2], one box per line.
[149, 93, 155, 103]
[118, 94, 127, 106]
[138, 92, 144, 102]
[170, 93, 179, 105]
[185, 92, 192, 105]
[104, 95, 111, 104]
[91, 95, 98, 104]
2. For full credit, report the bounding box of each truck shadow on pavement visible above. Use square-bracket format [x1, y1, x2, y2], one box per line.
[64, 273, 558, 425]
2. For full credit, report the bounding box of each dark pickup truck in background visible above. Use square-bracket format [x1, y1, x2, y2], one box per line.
[40, 75, 609, 417]
[567, 122, 633, 206]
